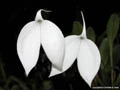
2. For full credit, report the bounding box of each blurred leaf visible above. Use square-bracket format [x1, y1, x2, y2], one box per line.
[0, 58, 6, 81]
[99, 38, 112, 85]
[97, 31, 106, 44]
[0, 87, 3, 90]
[107, 14, 119, 44]
[42, 80, 53, 90]
[113, 70, 117, 84]
[4, 76, 29, 90]
[106, 14, 119, 86]
[100, 38, 109, 70]
[113, 44, 120, 65]
[72, 21, 82, 35]
[93, 75, 104, 86]
[11, 85, 21, 90]
[87, 27, 96, 42]
[115, 74, 120, 85]
[100, 68, 111, 85]
[10, 76, 29, 90]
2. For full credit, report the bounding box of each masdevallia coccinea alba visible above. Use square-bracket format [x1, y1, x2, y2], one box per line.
[17, 9, 101, 87]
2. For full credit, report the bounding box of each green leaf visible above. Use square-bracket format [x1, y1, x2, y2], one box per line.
[87, 27, 96, 42]
[99, 38, 109, 70]
[11, 85, 21, 90]
[113, 44, 120, 66]
[115, 74, 120, 85]
[106, 14, 119, 86]
[97, 31, 106, 44]
[42, 80, 53, 90]
[0, 87, 3, 90]
[106, 14, 119, 44]
[100, 69, 111, 85]
[72, 21, 82, 35]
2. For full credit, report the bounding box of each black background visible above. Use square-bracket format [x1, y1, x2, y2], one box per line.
[0, 1, 120, 90]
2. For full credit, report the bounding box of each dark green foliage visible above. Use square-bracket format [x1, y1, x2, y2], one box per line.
[41, 80, 53, 90]
[100, 38, 109, 70]
[0, 54, 54, 90]
[115, 74, 120, 85]
[113, 45, 120, 66]
[95, 13, 120, 87]
[72, 21, 82, 35]
[107, 14, 119, 44]
[87, 27, 96, 42]
[106, 13, 120, 86]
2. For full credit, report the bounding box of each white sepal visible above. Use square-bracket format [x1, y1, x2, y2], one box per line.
[49, 35, 80, 77]
[63, 35, 80, 71]
[17, 21, 41, 75]
[41, 20, 65, 70]
[77, 39, 101, 87]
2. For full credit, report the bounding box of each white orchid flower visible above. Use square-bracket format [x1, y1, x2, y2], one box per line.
[50, 12, 101, 87]
[17, 9, 65, 76]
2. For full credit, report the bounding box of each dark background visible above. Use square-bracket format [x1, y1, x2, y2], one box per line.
[0, 1, 120, 90]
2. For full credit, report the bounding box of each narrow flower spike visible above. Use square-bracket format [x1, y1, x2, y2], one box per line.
[17, 9, 65, 76]
[49, 11, 101, 87]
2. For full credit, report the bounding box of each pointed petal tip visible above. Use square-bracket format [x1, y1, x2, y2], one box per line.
[24, 67, 32, 77]
[80, 11, 85, 22]
[39, 9, 52, 13]
[88, 82, 92, 88]
[48, 74, 54, 78]
[35, 9, 51, 21]
[80, 11, 83, 16]
[25, 71, 29, 77]
[83, 77, 92, 87]
[80, 11, 87, 38]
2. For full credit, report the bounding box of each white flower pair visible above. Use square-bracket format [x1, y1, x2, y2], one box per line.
[17, 9, 101, 87]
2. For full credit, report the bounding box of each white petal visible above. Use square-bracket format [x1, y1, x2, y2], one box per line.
[17, 21, 41, 76]
[63, 35, 81, 71]
[49, 35, 80, 77]
[41, 20, 65, 70]
[77, 39, 101, 87]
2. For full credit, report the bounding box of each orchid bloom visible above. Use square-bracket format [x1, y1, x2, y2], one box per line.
[50, 12, 101, 87]
[17, 9, 65, 75]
